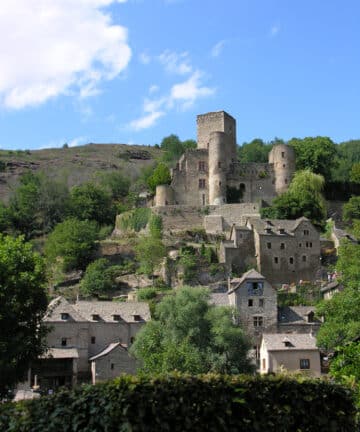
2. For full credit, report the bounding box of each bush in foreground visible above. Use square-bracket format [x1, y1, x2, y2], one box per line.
[0, 374, 356, 431]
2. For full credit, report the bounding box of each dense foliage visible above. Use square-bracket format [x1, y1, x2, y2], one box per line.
[45, 218, 98, 271]
[131, 287, 254, 375]
[0, 374, 356, 431]
[134, 235, 166, 276]
[237, 138, 274, 163]
[0, 235, 48, 398]
[80, 258, 116, 297]
[147, 162, 171, 193]
[160, 134, 196, 164]
[261, 170, 326, 229]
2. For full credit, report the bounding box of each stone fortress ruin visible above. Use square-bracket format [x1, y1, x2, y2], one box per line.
[152, 111, 321, 286]
[155, 111, 295, 207]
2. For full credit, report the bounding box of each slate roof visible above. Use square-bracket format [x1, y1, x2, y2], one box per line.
[247, 217, 310, 236]
[89, 342, 128, 361]
[278, 306, 320, 325]
[333, 227, 358, 243]
[40, 348, 79, 359]
[262, 333, 318, 351]
[320, 280, 343, 293]
[45, 296, 151, 323]
[228, 269, 266, 294]
[209, 293, 229, 306]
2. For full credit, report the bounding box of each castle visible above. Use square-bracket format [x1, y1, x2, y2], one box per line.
[155, 111, 296, 207]
[151, 111, 321, 286]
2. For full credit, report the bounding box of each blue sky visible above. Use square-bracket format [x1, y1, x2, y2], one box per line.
[0, 0, 359, 150]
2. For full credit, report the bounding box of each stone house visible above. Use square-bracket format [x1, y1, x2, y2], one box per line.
[28, 297, 150, 391]
[277, 306, 321, 334]
[260, 333, 321, 376]
[155, 111, 295, 207]
[220, 216, 321, 286]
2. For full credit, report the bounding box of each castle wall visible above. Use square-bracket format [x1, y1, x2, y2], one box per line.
[170, 149, 209, 206]
[208, 132, 227, 205]
[155, 185, 174, 206]
[268, 144, 295, 194]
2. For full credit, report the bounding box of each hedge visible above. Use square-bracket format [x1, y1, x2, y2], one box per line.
[0, 374, 356, 432]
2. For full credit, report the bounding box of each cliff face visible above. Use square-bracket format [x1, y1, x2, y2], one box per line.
[0, 143, 161, 201]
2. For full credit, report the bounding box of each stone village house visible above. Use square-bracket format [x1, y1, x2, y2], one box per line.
[210, 269, 321, 369]
[26, 297, 150, 391]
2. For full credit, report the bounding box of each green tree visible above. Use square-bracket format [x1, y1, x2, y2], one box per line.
[288, 136, 337, 181]
[130, 286, 254, 374]
[135, 235, 166, 277]
[45, 218, 98, 271]
[148, 214, 163, 239]
[350, 163, 360, 183]
[147, 163, 171, 194]
[261, 170, 326, 229]
[237, 139, 273, 163]
[98, 171, 131, 200]
[80, 258, 115, 297]
[331, 140, 360, 182]
[0, 235, 48, 398]
[160, 134, 184, 163]
[70, 183, 115, 225]
[343, 196, 360, 223]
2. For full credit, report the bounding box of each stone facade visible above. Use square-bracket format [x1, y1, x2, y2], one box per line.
[260, 333, 321, 376]
[28, 297, 150, 391]
[154, 111, 295, 207]
[220, 217, 321, 285]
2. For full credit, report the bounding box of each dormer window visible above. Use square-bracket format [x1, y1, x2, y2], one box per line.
[113, 314, 121, 321]
[61, 313, 69, 321]
[265, 227, 272, 234]
[133, 314, 141, 322]
[91, 314, 100, 321]
[283, 340, 293, 348]
[279, 228, 285, 235]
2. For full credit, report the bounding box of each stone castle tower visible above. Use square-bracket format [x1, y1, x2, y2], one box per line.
[155, 111, 295, 207]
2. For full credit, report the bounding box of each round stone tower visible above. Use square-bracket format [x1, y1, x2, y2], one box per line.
[268, 144, 296, 194]
[155, 185, 174, 206]
[208, 131, 227, 205]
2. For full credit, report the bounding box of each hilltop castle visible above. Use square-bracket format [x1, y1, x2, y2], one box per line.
[155, 111, 296, 207]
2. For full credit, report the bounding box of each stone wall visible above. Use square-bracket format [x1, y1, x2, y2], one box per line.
[92, 345, 137, 383]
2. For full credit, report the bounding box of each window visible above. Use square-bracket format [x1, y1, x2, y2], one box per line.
[309, 242, 312, 248]
[281, 152, 285, 158]
[218, 161, 222, 168]
[202, 194, 205, 205]
[259, 298, 264, 308]
[113, 314, 121, 321]
[274, 257, 279, 264]
[253, 316, 263, 327]
[91, 314, 100, 321]
[283, 164, 286, 168]
[248, 299, 253, 307]
[262, 358, 266, 370]
[300, 359, 310, 370]
[299, 243, 302, 247]
[111, 363, 114, 370]
[198, 161, 206, 171]
[198, 178, 206, 189]
[280, 243, 285, 250]
[61, 313, 69, 320]
[267, 242, 272, 249]
[246, 282, 264, 296]
[289, 257, 294, 264]
[285, 179, 288, 184]
[302, 255, 307, 262]
[304, 229, 309, 235]
[133, 314, 141, 322]
[91, 336, 96, 344]
[130, 337, 135, 344]
[61, 338, 67, 347]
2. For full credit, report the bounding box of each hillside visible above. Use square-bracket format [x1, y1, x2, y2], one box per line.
[0, 143, 162, 202]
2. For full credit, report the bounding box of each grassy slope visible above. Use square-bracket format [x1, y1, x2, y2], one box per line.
[0, 143, 162, 201]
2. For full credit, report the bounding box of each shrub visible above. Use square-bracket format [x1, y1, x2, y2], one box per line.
[137, 287, 157, 301]
[0, 375, 356, 432]
[119, 208, 151, 232]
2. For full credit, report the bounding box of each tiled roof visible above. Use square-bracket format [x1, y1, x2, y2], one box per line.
[89, 342, 128, 361]
[45, 296, 151, 323]
[228, 269, 266, 294]
[262, 333, 318, 351]
[74, 300, 150, 323]
[40, 348, 79, 359]
[209, 293, 229, 306]
[278, 306, 320, 325]
[247, 217, 310, 236]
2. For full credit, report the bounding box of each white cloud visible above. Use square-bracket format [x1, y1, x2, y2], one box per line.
[0, 0, 131, 109]
[170, 71, 215, 109]
[270, 25, 280, 37]
[159, 50, 192, 75]
[211, 40, 225, 57]
[139, 52, 151, 64]
[149, 85, 159, 94]
[129, 111, 165, 131]
[128, 70, 215, 130]
[68, 136, 88, 147]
